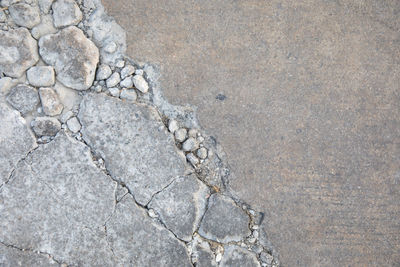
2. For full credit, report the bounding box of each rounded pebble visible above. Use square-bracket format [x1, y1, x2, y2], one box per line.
[174, 128, 187, 143]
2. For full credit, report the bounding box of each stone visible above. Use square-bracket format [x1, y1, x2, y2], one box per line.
[168, 119, 179, 133]
[9, 3, 40, 28]
[39, 26, 99, 90]
[220, 246, 260, 267]
[38, 0, 53, 14]
[148, 175, 209, 241]
[187, 153, 199, 166]
[135, 69, 144, 75]
[119, 76, 133, 88]
[27, 66, 55, 87]
[0, 101, 36, 185]
[104, 41, 117, 53]
[6, 84, 39, 115]
[197, 147, 208, 159]
[260, 252, 274, 265]
[96, 64, 112, 80]
[31, 14, 58, 40]
[52, 0, 83, 28]
[115, 59, 125, 68]
[175, 128, 187, 143]
[0, 28, 39, 78]
[60, 110, 74, 123]
[31, 116, 61, 137]
[39, 87, 63, 116]
[182, 137, 199, 152]
[120, 89, 137, 101]
[198, 194, 251, 243]
[192, 236, 218, 267]
[0, 243, 59, 267]
[0, 133, 116, 265]
[106, 72, 120, 87]
[78, 93, 186, 205]
[120, 64, 135, 79]
[108, 87, 119, 97]
[106, 195, 192, 266]
[66, 116, 81, 133]
[133, 74, 149, 93]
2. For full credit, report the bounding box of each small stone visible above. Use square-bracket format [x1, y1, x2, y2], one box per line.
[9, 3, 40, 28]
[0, 28, 39, 78]
[198, 136, 205, 143]
[104, 41, 117, 53]
[115, 60, 125, 68]
[168, 119, 179, 133]
[132, 75, 149, 93]
[215, 253, 222, 263]
[31, 14, 58, 40]
[60, 110, 74, 123]
[120, 89, 137, 102]
[94, 85, 102, 93]
[252, 225, 259, 230]
[27, 66, 55, 87]
[148, 209, 157, 218]
[38, 0, 53, 14]
[108, 87, 120, 97]
[186, 153, 199, 166]
[119, 76, 133, 88]
[66, 117, 81, 133]
[188, 128, 198, 137]
[135, 69, 144, 75]
[39, 87, 64, 116]
[106, 72, 120, 88]
[248, 237, 256, 243]
[31, 116, 61, 137]
[253, 230, 259, 238]
[197, 147, 208, 159]
[96, 64, 112, 80]
[175, 128, 187, 143]
[39, 26, 99, 90]
[121, 65, 135, 79]
[260, 252, 274, 265]
[182, 137, 199, 152]
[52, 0, 83, 28]
[6, 84, 39, 115]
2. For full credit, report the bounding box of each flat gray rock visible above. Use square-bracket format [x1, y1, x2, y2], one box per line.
[220, 245, 260, 267]
[78, 93, 186, 205]
[0, 243, 59, 267]
[52, 0, 83, 28]
[39, 26, 99, 90]
[106, 195, 192, 266]
[148, 175, 209, 241]
[0, 28, 39, 78]
[6, 84, 39, 115]
[0, 133, 116, 266]
[27, 66, 55, 87]
[199, 194, 251, 243]
[9, 2, 40, 28]
[31, 116, 61, 137]
[0, 101, 36, 185]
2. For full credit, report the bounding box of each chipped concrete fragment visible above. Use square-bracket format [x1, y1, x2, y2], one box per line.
[0, 28, 39, 78]
[27, 66, 55, 87]
[199, 194, 251, 243]
[78, 93, 186, 205]
[0, 100, 37, 185]
[6, 84, 39, 115]
[220, 245, 260, 267]
[31, 116, 61, 137]
[39, 87, 63, 116]
[52, 0, 83, 28]
[9, 3, 40, 28]
[148, 175, 209, 241]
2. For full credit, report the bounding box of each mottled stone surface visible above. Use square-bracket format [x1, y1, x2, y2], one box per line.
[0, 101, 36, 185]
[0, 28, 39, 78]
[106, 195, 192, 266]
[27, 66, 55, 87]
[78, 93, 186, 205]
[0, 133, 116, 266]
[31, 116, 61, 137]
[0, 243, 59, 267]
[6, 84, 39, 115]
[220, 246, 260, 267]
[39, 26, 99, 90]
[52, 0, 83, 28]
[9, 3, 40, 28]
[39, 87, 63, 116]
[148, 175, 209, 241]
[199, 194, 250, 243]
[192, 236, 218, 267]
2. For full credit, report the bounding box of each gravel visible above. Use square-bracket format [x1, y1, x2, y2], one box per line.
[168, 119, 179, 133]
[106, 72, 121, 87]
[119, 76, 133, 88]
[96, 64, 112, 80]
[120, 89, 137, 101]
[182, 137, 199, 152]
[121, 65, 135, 79]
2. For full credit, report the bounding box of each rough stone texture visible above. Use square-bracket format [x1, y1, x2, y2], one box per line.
[96, 64, 112, 80]
[119, 76, 133, 88]
[0, 243, 59, 267]
[192, 236, 218, 267]
[0, 101, 36, 185]
[31, 116, 61, 137]
[38, 0, 54, 14]
[199, 194, 250, 243]
[52, 0, 83, 28]
[78, 93, 186, 205]
[220, 246, 260, 267]
[6, 84, 39, 115]
[39, 87, 63, 116]
[0, 28, 39, 78]
[120, 64, 135, 79]
[39, 26, 99, 90]
[31, 14, 58, 40]
[9, 3, 40, 28]
[103, 1, 400, 265]
[106, 195, 192, 266]
[0, 133, 116, 266]
[132, 74, 149, 93]
[66, 116, 81, 133]
[27, 66, 55, 87]
[119, 88, 137, 101]
[148, 175, 209, 241]
[105, 72, 120, 87]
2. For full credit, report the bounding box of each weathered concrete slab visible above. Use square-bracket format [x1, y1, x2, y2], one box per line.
[78, 93, 186, 205]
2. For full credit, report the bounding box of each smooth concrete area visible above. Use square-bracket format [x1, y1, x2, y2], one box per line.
[102, 0, 400, 266]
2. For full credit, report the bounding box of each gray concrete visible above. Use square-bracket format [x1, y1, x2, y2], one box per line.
[102, 0, 400, 266]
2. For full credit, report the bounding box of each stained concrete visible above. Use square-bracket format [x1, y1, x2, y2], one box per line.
[102, 0, 400, 266]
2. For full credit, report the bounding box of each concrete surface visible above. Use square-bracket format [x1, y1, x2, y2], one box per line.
[102, 0, 400, 266]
